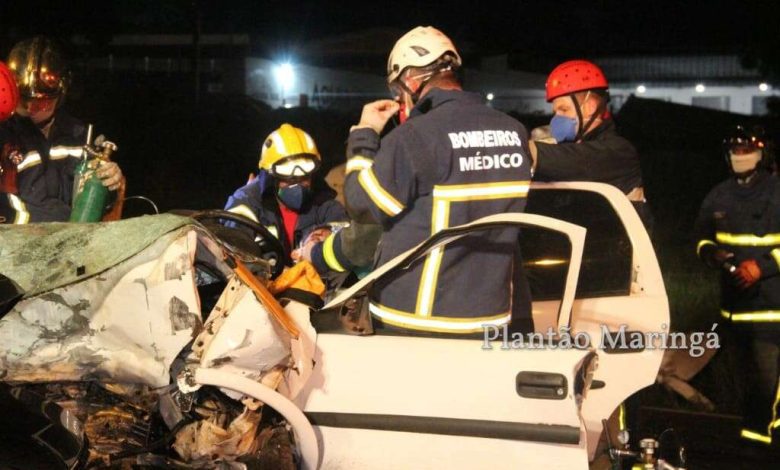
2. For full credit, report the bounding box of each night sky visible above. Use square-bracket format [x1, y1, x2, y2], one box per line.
[2, 1, 779, 68]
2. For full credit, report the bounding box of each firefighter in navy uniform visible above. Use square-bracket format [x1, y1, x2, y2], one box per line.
[1, 37, 123, 222]
[341, 26, 533, 335]
[694, 126, 780, 446]
[529, 60, 652, 230]
[224, 123, 347, 265]
[0, 59, 29, 224]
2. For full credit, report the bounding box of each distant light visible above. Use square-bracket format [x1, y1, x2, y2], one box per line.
[274, 62, 295, 89]
[695, 83, 706, 93]
[636, 85, 647, 94]
[759, 82, 770, 92]
[486, 92, 495, 101]
[284, 103, 293, 109]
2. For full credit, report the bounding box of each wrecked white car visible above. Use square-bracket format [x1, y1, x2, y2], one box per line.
[0, 182, 669, 469]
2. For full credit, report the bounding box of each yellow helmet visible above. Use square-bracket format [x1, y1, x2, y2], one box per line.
[259, 124, 321, 179]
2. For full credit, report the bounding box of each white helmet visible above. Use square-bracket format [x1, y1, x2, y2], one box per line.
[386, 26, 461, 84]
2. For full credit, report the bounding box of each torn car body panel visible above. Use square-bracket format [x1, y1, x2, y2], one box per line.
[0, 226, 204, 386]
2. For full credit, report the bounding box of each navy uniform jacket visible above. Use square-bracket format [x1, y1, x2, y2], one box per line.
[534, 119, 643, 194]
[694, 171, 780, 323]
[225, 177, 348, 263]
[535, 120, 653, 229]
[344, 88, 532, 334]
[0, 111, 87, 222]
[0, 192, 28, 224]
[309, 220, 382, 274]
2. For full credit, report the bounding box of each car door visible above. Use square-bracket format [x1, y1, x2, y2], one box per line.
[524, 182, 669, 460]
[300, 213, 596, 470]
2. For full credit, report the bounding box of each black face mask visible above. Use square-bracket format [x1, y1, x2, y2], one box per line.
[277, 184, 311, 211]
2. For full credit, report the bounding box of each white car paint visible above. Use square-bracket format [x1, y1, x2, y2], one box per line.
[293, 182, 668, 469]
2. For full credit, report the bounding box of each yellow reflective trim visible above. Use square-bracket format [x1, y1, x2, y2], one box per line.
[696, 239, 716, 256]
[226, 204, 259, 223]
[357, 168, 404, 216]
[322, 233, 346, 273]
[741, 429, 772, 444]
[369, 301, 511, 334]
[716, 232, 780, 247]
[415, 181, 528, 318]
[49, 145, 84, 160]
[16, 151, 41, 172]
[416, 197, 449, 316]
[720, 309, 731, 320]
[346, 156, 373, 174]
[725, 310, 780, 322]
[772, 248, 780, 270]
[8, 194, 30, 224]
[618, 403, 627, 431]
[769, 379, 780, 434]
[432, 181, 531, 201]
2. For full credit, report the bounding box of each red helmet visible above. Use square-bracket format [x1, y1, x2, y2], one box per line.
[0, 61, 19, 122]
[545, 60, 609, 102]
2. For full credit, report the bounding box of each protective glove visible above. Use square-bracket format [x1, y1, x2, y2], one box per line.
[732, 259, 762, 290]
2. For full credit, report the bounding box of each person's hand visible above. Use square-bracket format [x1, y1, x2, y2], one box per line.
[305, 227, 332, 244]
[713, 249, 735, 267]
[353, 99, 400, 134]
[732, 259, 762, 289]
[97, 161, 123, 191]
[297, 239, 319, 263]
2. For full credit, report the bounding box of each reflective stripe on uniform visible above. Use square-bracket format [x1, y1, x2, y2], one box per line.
[357, 168, 404, 217]
[226, 204, 260, 223]
[416, 181, 530, 316]
[618, 403, 627, 431]
[369, 302, 511, 334]
[49, 146, 84, 160]
[17, 146, 83, 172]
[16, 151, 41, 172]
[8, 194, 30, 224]
[722, 309, 780, 322]
[696, 239, 716, 256]
[772, 248, 780, 270]
[322, 233, 346, 272]
[740, 429, 772, 445]
[716, 232, 780, 247]
[769, 378, 780, 434]
[346, 156, 373, 174]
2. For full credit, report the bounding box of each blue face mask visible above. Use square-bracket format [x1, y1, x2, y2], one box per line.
[550, 115, 578, 143]
[277, 184, 310, 211]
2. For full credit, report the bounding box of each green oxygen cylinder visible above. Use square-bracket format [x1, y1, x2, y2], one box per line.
[69, 163, 107, 222]
[69, 124, 108, 223]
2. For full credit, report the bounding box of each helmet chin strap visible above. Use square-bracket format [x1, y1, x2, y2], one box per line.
[396, 63, 454, 107]
[572, 91, 606, 142]
[736, 170, 759, 186]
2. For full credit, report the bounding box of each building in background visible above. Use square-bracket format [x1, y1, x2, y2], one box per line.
[69, 33, 777, 116]
[598, 55, 778, 115]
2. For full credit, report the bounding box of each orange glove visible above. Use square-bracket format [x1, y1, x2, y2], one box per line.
[732, 259, 762, 290]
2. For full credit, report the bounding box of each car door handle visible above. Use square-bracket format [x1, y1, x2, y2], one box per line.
[516, 371, 567, 400]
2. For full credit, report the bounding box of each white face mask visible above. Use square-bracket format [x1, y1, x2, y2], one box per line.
[729, 149, 762, 174]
